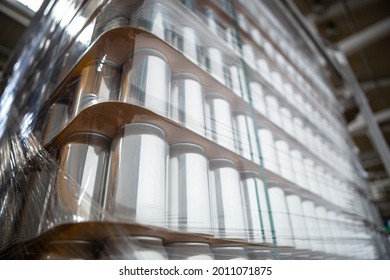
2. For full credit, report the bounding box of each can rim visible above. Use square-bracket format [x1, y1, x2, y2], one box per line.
[128, 48, 168, 63]
[209, 158, 235, 169]
[170, 142, 205, 154]
[104, 235, 163, 243]
[119, 122, 166, 138]
[65, 132, 111, 145]
[266, 180, 282, 188]
[211, 246, 246, 251]
[232, 110, 250, 117]
[240, 170, 261, 180]
[165, 242, 210, 247]
[172, 72, 201, 83]
[205, 92, 227, 101]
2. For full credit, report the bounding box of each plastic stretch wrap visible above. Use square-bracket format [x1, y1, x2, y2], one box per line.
[0, 0, 388, 260]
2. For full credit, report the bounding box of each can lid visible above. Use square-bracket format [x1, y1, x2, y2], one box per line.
[120, 122, 166, 138]
[205, 92, 227, 101]
[211, 246, 246, 251]
[232, 110, 250, 118]
[285, 193, 301, 200]
[209, 158, 235, 170]
[130, 48, 168, 63]
[133, 236, 164, 245]
[240, 170, 261, 180]
[105, 235, 163, 244]
[170, 142, 205, 155]
[266, 181, 282, 189]
[172, 73, 201, 83]
[65, 132, 111, 146]
[165, 242, 210, 247]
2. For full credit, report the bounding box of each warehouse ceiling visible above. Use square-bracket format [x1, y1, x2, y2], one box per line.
[0, 0, 389, 220]
[291, 0, 390, 220]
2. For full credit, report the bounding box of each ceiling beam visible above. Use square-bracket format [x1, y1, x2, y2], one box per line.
[308, 0, 381, 23]
[349, 108, 390, 134]
[371, 178, 390, 189]
[360, 77, 390, 91]
[339, 51, 390, 181]
[362, 157, 384, 169]
[337, 17, 390, 55]
[0, 1, 33, 27]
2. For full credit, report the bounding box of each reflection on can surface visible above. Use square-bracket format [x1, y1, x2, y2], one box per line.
[209, 158, 247, 239]
[168, 143, 211, 234]
[100, 236, 168, 260]
[121, 48, 171, 116]
[171, 73, 206, 136]
[107, 123, 168, 228]
[71, 60, 120, 117]
[165, 242, 215, 260]
[56, 132, 111, 221]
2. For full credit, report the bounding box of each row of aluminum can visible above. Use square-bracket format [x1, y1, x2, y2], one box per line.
[42, 123, 267, 241]
[266, 185, 378, 258]
[43, 48, 245, 144]
[250, 80, 354, 182]
[37, 238, 273, 260]
[39, 122, 374, 258]
[43, 44, 355, 186]
[259, 127, 353, 208]
[41, 47, 353, 208]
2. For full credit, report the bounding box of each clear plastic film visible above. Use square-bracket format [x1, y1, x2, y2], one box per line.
[0, 0, 388, 260]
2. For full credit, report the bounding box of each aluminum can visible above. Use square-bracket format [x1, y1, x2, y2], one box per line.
[327, 211, 342, 256]
[249, 82, 266, 116]
[267, 184, 294, 247]
[168, 143, 211, 234]
[42, 102, 68, 145]
[245, 248, 273, 260]
[121, 48, 171, 116]
[240, 171, 271, 243]
[211, 246, 249, 260]
[303, 158, 320, 195]
[144, 2, 169, 41]
[302, 200, 324, 252]
[285, 194, 310, 250]
[171, 73, 206, 136]
[71, 59, 120, 118]
[42, 85, 74, 144]
[206, 48, 225, 84]
[315, 206, 332, 254]
[275, 139, 295, 182]
[257, 57, 271, 83]
[180, 26, 199, 64]
[257, 128, 279, 174]
[40, 240, 98, 260]
[209, 158, 247, 239]
[242, 43, 257, 69]
[106, 123, 168, 228]
[229, 65, 248, 101]
[290, 149, 309, 190]
[56, 132, 111, 221]
[204, 7, 218, 34]
[205, 93, 236, 152]
[100, 236, 168, 260]
[292, 116, 305, 143]
[315, 165, 328, 200]
[233, 112, 259, 164]
[265, 95, 282, 127]
[165, 242, 214, 260]
[280, 107, 295, 137]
